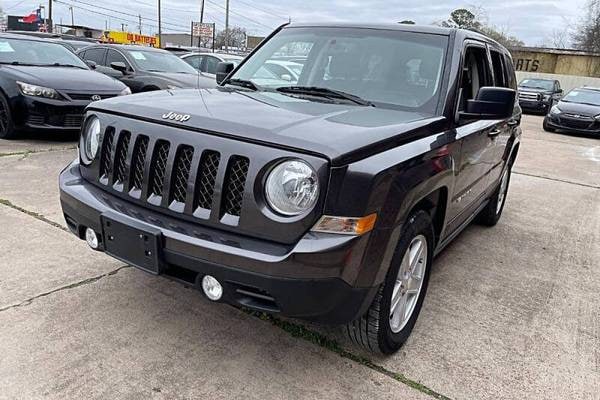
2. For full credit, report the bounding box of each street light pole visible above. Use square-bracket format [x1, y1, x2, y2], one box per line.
[47, 0, 53, 32]
[225, 0, 229, 53]
[69, 6, 74, 26]
[157, 0, 162, 48]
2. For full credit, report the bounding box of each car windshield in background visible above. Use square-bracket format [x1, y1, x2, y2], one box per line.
[231, 27, 448, 113]
[128, 50, 199, 74]
[520, 79, 554, 90]
[561, 89, 600, 106]
[0, 37, 88, 68]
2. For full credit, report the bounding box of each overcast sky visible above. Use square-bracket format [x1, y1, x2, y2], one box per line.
[0, 0, 588, 46]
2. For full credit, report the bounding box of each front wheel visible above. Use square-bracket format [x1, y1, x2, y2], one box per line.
[543, 119, 555, 132]
[346, 210, 434, 354]
[0, 94, 17, 139]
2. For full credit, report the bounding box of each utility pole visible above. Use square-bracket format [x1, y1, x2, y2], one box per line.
[69, 6, 74, 26]
[47, 0, 52, 32]
[138, 14, 142, 34]
[157, 0, 162, 48]
[224, 0, 229, 53]
[200, 0, 204, 23]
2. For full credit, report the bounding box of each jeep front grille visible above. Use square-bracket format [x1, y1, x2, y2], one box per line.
[96, 130, 250, 224]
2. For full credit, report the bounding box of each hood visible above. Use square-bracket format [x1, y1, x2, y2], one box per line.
[1, 65, 125, 92]
[556, 100, 600, 117]
[149, 72, 216, 89]
[90, 88, 444, 164]
[518, 86, 552, 95]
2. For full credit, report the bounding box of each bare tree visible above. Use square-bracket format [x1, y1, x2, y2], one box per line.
[215, 26, 247, 50]
[573, 0, 600, 52]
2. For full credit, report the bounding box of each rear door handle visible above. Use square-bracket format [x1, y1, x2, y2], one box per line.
[488, 129, 501, 137]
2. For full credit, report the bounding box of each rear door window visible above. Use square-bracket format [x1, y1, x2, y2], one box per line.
[490, 50, 507, 88]
[106, 49, 129, 69]
[82, 47, 106, 65]
[205, 56, 220, 74]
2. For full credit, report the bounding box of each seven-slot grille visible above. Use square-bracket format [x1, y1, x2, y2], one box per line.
[96, 129, 250, 221]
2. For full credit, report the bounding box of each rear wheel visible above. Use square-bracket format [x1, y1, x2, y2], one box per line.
[0, 94, 17, 139]
[346, 210, 434, 354]
[477, 165, 511, 226]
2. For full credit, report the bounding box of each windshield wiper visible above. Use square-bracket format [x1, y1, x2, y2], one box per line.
[49, 63, 86, 69]
[0, 61, 41, 66]
[276, 86, 374, 106]
[224, 78, 260, 91]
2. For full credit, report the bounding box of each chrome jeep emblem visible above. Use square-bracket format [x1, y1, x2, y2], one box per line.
[162, 111, 191, 122]
[91, 95, 102, 101]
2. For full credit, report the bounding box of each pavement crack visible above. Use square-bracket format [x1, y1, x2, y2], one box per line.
[0, 266, 131, 313]
[0, 198, 68, 232]
[513, 170, 599, 189]
[246, 311, 453, 400]
[0, 146, 77, 158]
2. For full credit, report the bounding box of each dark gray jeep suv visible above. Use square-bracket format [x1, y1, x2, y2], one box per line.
[60, 23, 521, 354]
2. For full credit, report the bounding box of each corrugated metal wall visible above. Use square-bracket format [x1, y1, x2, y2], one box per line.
[516, 72, 600, 93]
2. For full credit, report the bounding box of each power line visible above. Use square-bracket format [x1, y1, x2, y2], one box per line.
[203, 0, 276, 30]
[53, 0, 190, 33]
[235, 0, 287, 20]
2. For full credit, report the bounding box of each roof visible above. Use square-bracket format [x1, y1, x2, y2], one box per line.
[0, 32, 55, 42]
[287, 22, 453, 36]
[510, 46, 600, 57]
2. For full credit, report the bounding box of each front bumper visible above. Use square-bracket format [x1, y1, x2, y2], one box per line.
[518, 99, 551, 112]
[11, 95, 91, 131]
[59, 160, 378, 324]
[544, 115, 600, 135]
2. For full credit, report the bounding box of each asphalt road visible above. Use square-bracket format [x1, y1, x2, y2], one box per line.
[0, 115, 598, 400]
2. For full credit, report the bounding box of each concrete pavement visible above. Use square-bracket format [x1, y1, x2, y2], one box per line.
[0, 114, 598, 399]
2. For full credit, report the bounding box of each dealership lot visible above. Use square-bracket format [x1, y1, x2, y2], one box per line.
[0, 115, 598, 399]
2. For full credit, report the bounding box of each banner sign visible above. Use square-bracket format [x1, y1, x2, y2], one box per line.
[102, 31, 160, 47]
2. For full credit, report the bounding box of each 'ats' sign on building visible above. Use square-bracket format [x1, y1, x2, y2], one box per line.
[102, 31, 159, 47]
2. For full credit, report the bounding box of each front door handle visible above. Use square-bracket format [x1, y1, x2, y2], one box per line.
[507, 119, 519, 127]
[488, 129, 501, 137]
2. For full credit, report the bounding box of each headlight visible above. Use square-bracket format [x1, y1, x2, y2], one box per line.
[543, 94, 551, 102]
[550, 105, 561, 115]
[80, 116, 101, 165]
[119, 86, 132, 96]
[17, 81, 61, 99]
[265, 160, 319, 216]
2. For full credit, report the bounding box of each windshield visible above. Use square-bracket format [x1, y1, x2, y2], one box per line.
[520, 79, 554, 90]
[128, 50, 198, 73]
[562, 89, 600, 106]
[0, 37, 88, 67]
[231, 27, 448, 113]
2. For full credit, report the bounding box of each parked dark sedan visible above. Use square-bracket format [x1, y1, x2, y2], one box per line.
[77, 44, 215, 92]
[0, 33, 130, 139]
[544, 87, 600, 135]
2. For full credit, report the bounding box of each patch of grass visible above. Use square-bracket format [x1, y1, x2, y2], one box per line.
[246, 310, 452, 400]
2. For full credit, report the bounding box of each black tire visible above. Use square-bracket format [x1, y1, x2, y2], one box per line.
[346, 210, 434, 354]
[543, 119, 555, 133]
[476, 165, 512, 226]
[0, 94, 17, 139]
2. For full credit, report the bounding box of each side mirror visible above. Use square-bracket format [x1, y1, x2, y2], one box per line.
[216, 62, 235, 84]
[110, 61, 129, 74]
[85, 60, 97, 69]
[558, 89, 563, 95]
[460, 87, 516, 120]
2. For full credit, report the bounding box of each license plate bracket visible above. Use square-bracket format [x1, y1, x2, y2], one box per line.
[101, 214, 162, 275]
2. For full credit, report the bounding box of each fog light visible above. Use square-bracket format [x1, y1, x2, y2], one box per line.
[85, 227, 99, 249]
[202, 275, 223, 301]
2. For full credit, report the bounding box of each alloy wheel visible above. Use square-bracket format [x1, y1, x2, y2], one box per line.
[389, 234, 428, 333]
